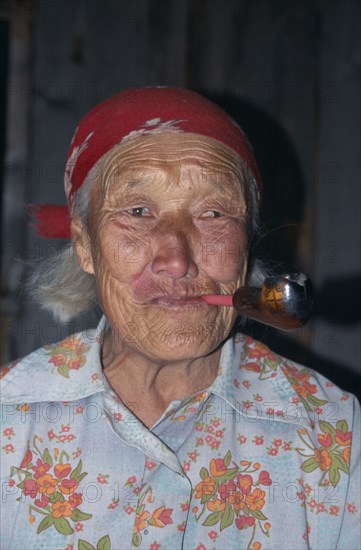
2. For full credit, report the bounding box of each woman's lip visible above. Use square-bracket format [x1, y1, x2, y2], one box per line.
[149, 296, 208, 307]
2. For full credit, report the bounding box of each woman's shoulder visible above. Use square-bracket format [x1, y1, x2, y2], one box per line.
[233, 332, 360, 428]
[0, 326, 104, 404]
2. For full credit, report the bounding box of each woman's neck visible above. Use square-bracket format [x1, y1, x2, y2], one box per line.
[101, 329, 222, 427]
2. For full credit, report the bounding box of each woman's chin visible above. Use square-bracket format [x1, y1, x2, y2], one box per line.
[137, 328, 224, 362]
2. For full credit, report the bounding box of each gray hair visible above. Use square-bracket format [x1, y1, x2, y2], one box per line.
[28, 159, 264, 323]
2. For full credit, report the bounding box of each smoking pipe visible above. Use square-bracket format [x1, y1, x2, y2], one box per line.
[203, 274, 313, 330]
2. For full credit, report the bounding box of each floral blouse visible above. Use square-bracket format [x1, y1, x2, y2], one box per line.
[1, 316, 360, 550]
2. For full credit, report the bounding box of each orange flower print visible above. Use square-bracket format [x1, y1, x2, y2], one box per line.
[69, 492, 83, 508]
[51, 500, 73, 518]
[207, 499, 226, 512]
[13, 439, 92, 537]
[335, 430, 352, 446]
[296, 420, 351, 488]
[218, 480, 237, 501]
[59, 478, 78, 495]
[68, 358, 82, 370]
[290, 370, 309, 383]
[246, 488, 266, 511]
[150, 507, 173, 528]
[130, 485, 176, 547]
[235, 515, 255, 530]
[54, 463, 72, 478]
[32, 459, 50, 479]
[48, 354, 67, 367]
[244, 362, 261, 373]
[258, 470, 272, 486]
[210, 458, 227, 477]
[195, 477, 216, 499]
[23, 479, 38, 498]
[34, 494, 49, 508]
[46, 338, 89, 378]
[237, 474, 253, 495]
[195, 453, 271, 549]
[342, 447, 351, 465]
[304, 382, 318, 394]
[248, 341, 274, 361]
[134, 511, 150, 533]
[37, 474, 58, 495]
[62, 339, 83, 352]
[282, 364, 328, 412]
[295, 382, 317, 398]
[317, 433, 333, 448]
[230, 491, 246, 512]
[314, 449, 332, 471]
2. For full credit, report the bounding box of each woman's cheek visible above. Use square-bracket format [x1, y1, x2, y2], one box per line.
[95, 230, 148, 280]
[200, 223, 247, 280]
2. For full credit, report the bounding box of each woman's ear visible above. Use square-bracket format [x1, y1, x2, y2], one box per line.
[70, 215, 95, 275]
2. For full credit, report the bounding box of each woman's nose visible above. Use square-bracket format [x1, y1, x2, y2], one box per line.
[151, 231, 199, 279]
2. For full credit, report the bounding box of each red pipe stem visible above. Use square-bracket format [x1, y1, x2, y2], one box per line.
[202, 294, 233, 306]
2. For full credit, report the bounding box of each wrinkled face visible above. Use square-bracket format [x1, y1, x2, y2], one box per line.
[76, 132, 249, 362]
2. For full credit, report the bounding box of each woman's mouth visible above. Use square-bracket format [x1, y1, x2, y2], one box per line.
[149, 296, 208, 309]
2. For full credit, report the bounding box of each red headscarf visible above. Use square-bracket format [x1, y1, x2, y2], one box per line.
[32, 87, 262, 238]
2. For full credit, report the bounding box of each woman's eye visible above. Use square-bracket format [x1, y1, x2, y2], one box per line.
[202, 210, 223, 218]
[126, 207, 150, 217]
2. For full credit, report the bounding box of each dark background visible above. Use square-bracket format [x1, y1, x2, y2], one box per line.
[1, 0, 360, 399]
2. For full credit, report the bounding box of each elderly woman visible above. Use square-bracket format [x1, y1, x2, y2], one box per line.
[1, 88, 359, 550]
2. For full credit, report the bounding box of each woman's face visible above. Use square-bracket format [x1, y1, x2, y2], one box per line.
[78, 132, 249, 362]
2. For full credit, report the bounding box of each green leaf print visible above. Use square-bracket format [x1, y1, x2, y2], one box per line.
[218, 467, 239, 482]
[252, 509, 268, 521]
[329, 465, 341, 487]
[49, 491, 64, 503]
[42, 448, 53, 467]
[97, 535, 111, 550]
[301, 457, 319, 473]
[336, 420, 348, 433]
[224, 451, 232, 467]
[17, 480, 26, 490]
[37, 515, 55, 534]
[70, 459, 83, 480]
[332, 454, 349, 473]
[78, 540, 96, 550]
[307, 395, 328, 406]
[78, 535, 111, 550]
[58, 364, 70, 378]
[54, 516, 74, 535]
[203, 511, 222, 526]
[200, 467, 209, 480]
[132, 531, 141, 547]
[201, 488, 218, 505]
[220, 503, 234, 531]
[319, 421, 336, 437]
[77, 471, 88, 483]
[70, 508, 93, 521]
